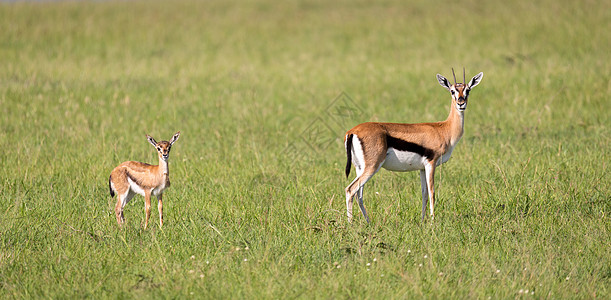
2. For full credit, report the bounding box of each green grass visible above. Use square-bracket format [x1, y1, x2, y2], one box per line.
[0, 0, 609, 298]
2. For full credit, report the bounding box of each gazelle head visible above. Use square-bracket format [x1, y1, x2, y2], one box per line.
[147, 132, 180, 162]
[437, 69, 483, 112]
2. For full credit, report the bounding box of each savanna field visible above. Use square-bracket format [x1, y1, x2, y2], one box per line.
[0, 0, 609, 298]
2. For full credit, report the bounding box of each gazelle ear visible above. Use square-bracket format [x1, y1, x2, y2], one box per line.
[468, 72, 483, 89]
[170, 131, 180, 145]
[436, 74, 451, 91]
[146, 134, 158, 147]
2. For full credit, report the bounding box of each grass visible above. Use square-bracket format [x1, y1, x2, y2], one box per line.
[0, 0, 609, 298]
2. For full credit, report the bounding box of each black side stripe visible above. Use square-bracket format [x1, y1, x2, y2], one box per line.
[125, 171, 141, 186]
[386, 135, 436, 160]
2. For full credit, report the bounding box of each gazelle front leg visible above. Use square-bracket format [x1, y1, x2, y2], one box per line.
[144, 191, 152, 229]
[157, 193, 164, 227]
[424, 161, 437, 220]
[419, 170, 429, 221]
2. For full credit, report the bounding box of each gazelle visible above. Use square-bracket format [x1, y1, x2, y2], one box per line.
[344, 69, 483, 222]
[109, 132, 180, 228]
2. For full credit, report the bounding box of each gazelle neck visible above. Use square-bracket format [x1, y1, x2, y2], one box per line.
[158, 156, 169, 176]
[445, 100, 465, 144]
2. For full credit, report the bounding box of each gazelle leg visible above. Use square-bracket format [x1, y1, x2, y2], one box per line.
[345, 152, 364, 223]
[424, 161, 437, 220]
[419, 169, 429, 221]
[115, 196, 124, 225]
[345, 165, 382, 223]
[157, 193, 163, 227]
[144, 191, 152, 229]
[354, 166, 369, 222]
[345, 176, 364, 223]
[345, 177, 358, 222]
[357, 186, 370, 223]
[115, 190, 133, 226]
[345, 135, 384, 223]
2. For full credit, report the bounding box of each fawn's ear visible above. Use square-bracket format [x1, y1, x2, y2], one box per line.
[436, 74, 451, 91]
[170, 131, 180, 145]
[468, 72, 483, 89]
[146, 134, 158, 147]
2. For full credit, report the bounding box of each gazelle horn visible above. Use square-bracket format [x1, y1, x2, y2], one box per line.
[451, 68, 457, 85]
[463, 67, 466, 85]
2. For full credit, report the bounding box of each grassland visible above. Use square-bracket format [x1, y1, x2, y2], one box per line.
[0, 0, 609, 298]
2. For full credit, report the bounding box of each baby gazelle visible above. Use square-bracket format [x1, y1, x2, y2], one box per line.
[109, 132, 180, 229]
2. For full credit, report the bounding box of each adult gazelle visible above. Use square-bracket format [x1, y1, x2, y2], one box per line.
[344, 69, 483, 222]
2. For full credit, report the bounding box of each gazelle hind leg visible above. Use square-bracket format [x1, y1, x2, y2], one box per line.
[115, 190, 134, 226]
[357, 186, 370, 223]
[345, 165, 382, 223]
[115, 196, 123, 225]
[354, 165, 369, 222]
[345, 141, 364, 222]
[344, 134, 384, 223]
[345, 176, 358, 222]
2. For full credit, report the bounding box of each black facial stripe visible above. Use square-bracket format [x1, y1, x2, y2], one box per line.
[386, 135, 436, 160]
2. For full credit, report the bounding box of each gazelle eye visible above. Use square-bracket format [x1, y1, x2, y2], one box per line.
[451, 90, 455, 94]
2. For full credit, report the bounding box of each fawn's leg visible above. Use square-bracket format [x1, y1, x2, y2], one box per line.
[157, 193, 164, 227]
[144, 191, 152, 229]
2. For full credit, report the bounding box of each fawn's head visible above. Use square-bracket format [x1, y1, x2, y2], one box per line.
[147, 132, 180, 161]
[436, 68, 483, 112]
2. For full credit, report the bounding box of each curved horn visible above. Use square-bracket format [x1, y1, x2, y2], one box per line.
[451, 68, 457, 85]
[463, 67, 466, 85]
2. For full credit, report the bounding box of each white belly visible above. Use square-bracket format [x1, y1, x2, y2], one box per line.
[382, 148, 427, 172]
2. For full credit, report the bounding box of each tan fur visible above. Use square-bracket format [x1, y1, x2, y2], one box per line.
[109, 132, 180, 229]
[344, 72, 482, 222]
[346, 116, 463, 167]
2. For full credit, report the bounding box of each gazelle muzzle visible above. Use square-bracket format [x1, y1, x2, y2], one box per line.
[457, 98, 467, 111]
